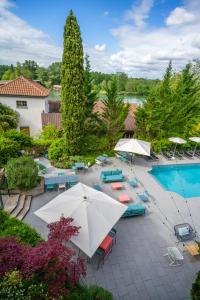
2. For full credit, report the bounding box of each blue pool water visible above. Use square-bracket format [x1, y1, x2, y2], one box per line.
[149, 164, 200, 198]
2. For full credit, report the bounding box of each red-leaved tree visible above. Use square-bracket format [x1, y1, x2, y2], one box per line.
[0, 217, 86, 298]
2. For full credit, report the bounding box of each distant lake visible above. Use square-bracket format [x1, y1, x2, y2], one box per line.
[124, 95, 144, 105]
[98, 93, 144, 105]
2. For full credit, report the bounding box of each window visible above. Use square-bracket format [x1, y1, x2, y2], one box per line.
[16, 100, 28, 109]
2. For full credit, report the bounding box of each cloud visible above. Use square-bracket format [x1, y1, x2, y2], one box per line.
[166, 7, 196, 26]
[103, 11, 109, 16]
[0, 0, 61, 65]
[94, 44, 106, 52]
[125, 0, 154, 28]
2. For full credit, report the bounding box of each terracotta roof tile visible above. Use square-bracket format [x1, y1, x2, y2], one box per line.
[42, 100, 138, 131]
[0, 76, 50, 97]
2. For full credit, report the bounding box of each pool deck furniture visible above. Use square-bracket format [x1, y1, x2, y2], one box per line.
[96, 155, 109, 164]
[58, 172, 65, 176]
[93, 184, 102, 191]
[118, 194, 131, 203]
[100, 169, 124, 183]
[45, 183, 56, 191]
[96, 235, 114, 269]
[138, 190, 150, 202]
[111, 182, 123, 190]
[122, 203, 146, 218]
[72, 162, 87, 171]
[184, 243, 199, 256]
[174, 223, 196, 242]
[58, 183, 66, 190]
[164, 247, 184, 266]
[128, 177, 139, 188]
[45, 175, 78, 188]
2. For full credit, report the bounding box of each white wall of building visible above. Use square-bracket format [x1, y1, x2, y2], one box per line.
[0, 96, 48, 136]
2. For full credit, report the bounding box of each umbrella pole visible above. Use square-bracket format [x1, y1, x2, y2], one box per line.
[173, 144, 177, 157]
[193, 144, 197, 156]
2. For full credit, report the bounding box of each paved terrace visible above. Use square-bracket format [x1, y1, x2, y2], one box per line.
[25, 156, 200, 300]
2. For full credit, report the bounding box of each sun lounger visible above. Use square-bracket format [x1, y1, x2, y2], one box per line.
[46, 184, 56, 191]
[180, 149, 194, 158]
[174, 151, 184, 159]
[122, 203, 146, 218]
[161, 150, 173, 160]
[163, 247, 184, 266]
[174, 223, 196, 242]
[150, 150, 159, 161]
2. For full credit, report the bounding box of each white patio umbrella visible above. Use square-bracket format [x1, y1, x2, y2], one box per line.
[34, 183, 126, 258]
[189, 137, 200, 155]
[168, 137, 186, 157]
[114, 138, 151, 156]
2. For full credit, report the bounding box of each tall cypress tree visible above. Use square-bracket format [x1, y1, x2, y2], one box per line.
[61, 10, 85, 155]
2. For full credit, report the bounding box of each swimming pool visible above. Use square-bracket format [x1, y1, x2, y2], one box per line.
[149, 163, 200, 198]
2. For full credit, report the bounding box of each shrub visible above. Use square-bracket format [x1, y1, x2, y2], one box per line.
[6, 156, 39, 191]
[0, 137, 20, 166]
[80, 134, 111, 155]
[36, 124, 63, 147]
[0, 271, 48, 300]
[191, 270, 200, 300]
[68, 284, 113, 300]
[0, 210, 42, 246]
[4, 129, 33, 147]
[151, 138, 171, 153]
[0, 217, 86, 298]
[48, 138, 66, 161]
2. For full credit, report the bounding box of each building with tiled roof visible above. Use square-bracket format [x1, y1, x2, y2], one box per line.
[0, 76, 50, 136]
[42, 100, 138, 134]
[0, 76, 49, 97]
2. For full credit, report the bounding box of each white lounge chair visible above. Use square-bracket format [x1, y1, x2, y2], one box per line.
[163, 247, 184, 266]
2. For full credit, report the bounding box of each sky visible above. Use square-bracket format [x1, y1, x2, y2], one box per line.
[0, 0, 200, 78]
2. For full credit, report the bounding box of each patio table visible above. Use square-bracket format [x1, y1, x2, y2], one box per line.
[111, 182, 123, 190]
[44, 175, 78, 186]
[118, 194, 131, 203]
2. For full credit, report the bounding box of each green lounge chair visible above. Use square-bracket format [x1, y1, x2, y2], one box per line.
[122, 203, 146, 218]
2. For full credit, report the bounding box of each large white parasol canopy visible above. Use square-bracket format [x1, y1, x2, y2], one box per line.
[114, 138, 151, 156]
[34, 183, 126, 258]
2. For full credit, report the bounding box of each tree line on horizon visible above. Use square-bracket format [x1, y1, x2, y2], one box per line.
[0, 60, 159, 96]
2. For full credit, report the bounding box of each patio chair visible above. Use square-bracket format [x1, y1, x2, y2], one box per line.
[138, 190, 150, 202]
[58, 183, 66, 191]
[174, 223, 196, 242]
[108, 228, 117, 244]
[163, 247, 184, 266]
[96, 159, 103, 166]
[93, 184, 102, 191]
[45, 184, 56, 191]
[128, 177, 139, 188]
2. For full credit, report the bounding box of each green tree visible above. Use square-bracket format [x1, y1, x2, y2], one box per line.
[0, 137, 20, 166]
[84, 54, 98, 118]
[61, 10, 86, 155]
[116, 72, 128, 92]
[102, 79, 129, 147]
[0, 103, 19, 132]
